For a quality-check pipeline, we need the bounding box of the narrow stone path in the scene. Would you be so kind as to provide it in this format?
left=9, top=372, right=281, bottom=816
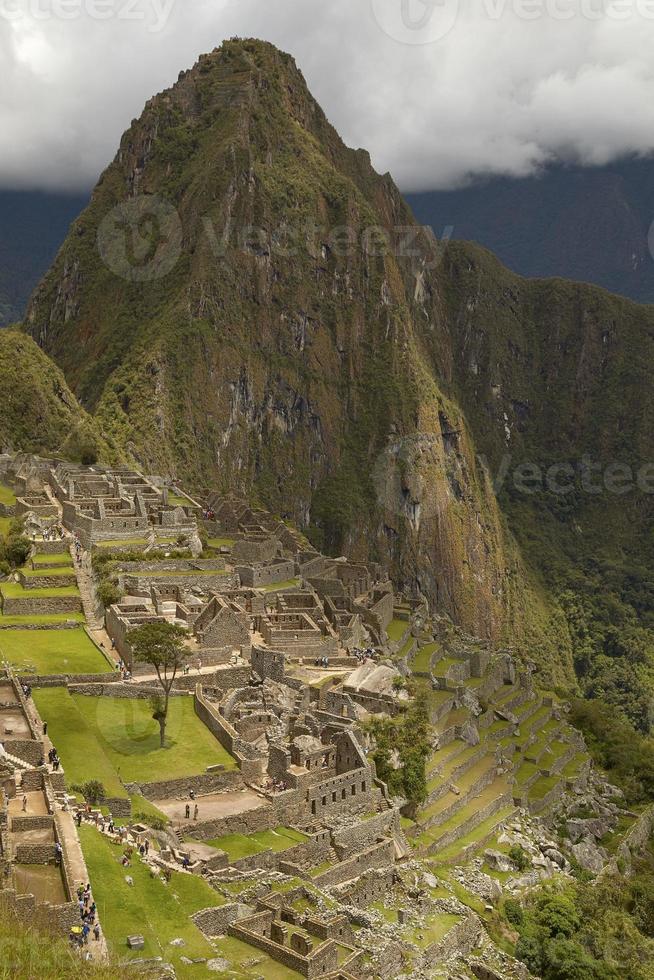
left=71, top=545, right=105, bottom=631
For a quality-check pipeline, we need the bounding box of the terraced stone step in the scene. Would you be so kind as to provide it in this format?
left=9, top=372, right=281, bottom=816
left=419, top=755, right=497, bottom=830
left=426, top=743, right=488, bottom=802
left=435, top=803, right=517, bottom=864
left=417, top=776, right=514, bottom=854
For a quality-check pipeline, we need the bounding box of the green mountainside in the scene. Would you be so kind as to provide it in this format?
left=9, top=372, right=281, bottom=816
left=24, top=38, right=547, bottom=662
left=0, top=329, right=111, bottom=462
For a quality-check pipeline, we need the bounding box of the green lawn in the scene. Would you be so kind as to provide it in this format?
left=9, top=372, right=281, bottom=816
left=0, top=628, right=112, bottom=675
left=205, top=827, right=307, bottom=861
left=31, top=552, right=74, bottom=566
left=386, top=618, right=409, bottom=643
left=71, top=693, right=238, bottom=782
left=0, top=611, right=85, bottom=626
left=0, top=516, right=12, bottom=539
left=1, top=581, right=80, bottom=598
left=21, top=565, right=77, bottom=578
left=168, top=492, right=192, bottom=506
left=263, top=578, right=300, bottom=592
left=412, top=642, right=439, bottom=673
left=0, top=485, right=16, bottom=506
left=95, top=538, right=149, bottom=549
left=79, top=826, right=220, bottom=978
left=207, top=537, right=235, bottom=549
left=33, top=687, right=126, bottom=798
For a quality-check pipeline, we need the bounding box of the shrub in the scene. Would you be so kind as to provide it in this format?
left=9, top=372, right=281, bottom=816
left=509, top=844, right=531, bottom=872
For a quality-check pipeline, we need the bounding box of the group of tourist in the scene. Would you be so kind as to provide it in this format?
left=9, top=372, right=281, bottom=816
left=69, top=882, right=101, bottom=949
left=313, top=656, right=330, bottom=668
left=42, top=524, right=65, bottom=542
left=262, top=776, right=288, bottom=793
left=115, top=658, right=132, bottom=681
left=20, top=681, right=32, bottom=699
left=352, top=647, right=376, bottom=665
left=48, top=746, right=61, bottom=771
left=201, top=508, right=216, bottom=521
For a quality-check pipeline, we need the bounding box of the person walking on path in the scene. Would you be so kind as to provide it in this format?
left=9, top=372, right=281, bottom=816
left=185, top=803, right=190, bottom=819
left=193, top=803, right=199, bottom=821
left=21, top=794, right=27, bottom=812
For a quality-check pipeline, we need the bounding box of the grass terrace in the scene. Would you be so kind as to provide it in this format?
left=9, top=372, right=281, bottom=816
left=204, top=827, right=307, bottom=861
left=386, top=618, right=409, bottom=643
left=412, top=642, right=439, bottom=673
left=0, top=628, right=112, bottom=675
left=207, top=537, right=235, bottom=549
left=1, top=581, right=80, bottom=598
left=21, top=565, right=77, bottom=578
left=0, top=516, right=12, bottom=538
left=0, top=611, right=85, bottom=626
left=95, top=538, right=149, bottom=549
left=263, top=578, right=301, bottom=592
left=0, top=485, right=16, bottom=506
left=31, top=552, right=74, bottom=566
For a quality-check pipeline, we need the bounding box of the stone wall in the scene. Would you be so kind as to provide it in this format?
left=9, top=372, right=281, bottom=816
left=311, top=838, right=395, bottom=888
left=336, top=865, right=394, bottom=907
left=125, top=769, right=244, bottom=802
left=5, top=738, right=43, bottom=767
left=331, top=809, right=400, bottom=860
left=13, top=842, right=54, bottom=863
left=18, top=572, right=78, bottom=590
left=192, top=903, right=250, bottom=937
left=1, top=595, right=83, bottom=616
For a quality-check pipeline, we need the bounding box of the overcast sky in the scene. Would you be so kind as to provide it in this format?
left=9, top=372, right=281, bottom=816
left=3, top=0, right=654, bottom=193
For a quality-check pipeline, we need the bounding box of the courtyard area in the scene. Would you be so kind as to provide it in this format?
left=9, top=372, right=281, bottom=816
left=33, top=689, right=238, bottom=799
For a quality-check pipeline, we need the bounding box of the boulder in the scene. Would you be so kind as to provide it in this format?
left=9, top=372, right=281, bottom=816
left=484, top=850, right=514, bottom=873
left=571, top=837, right=607, bottom=873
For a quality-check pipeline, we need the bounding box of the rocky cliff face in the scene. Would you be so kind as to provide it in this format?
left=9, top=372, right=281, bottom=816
left=24, top=40, right=576, bottom=675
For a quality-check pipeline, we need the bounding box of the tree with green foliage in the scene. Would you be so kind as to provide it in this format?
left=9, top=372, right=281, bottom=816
left=128, top=622, right=187, bottom=747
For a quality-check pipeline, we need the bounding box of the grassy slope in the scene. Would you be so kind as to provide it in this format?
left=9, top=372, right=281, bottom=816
left=0, top=628, right=111, bottom=675
left=0, top=330, right=112, bottom=461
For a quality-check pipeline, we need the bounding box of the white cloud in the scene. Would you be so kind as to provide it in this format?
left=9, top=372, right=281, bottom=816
left=1, top=0, right=654, bottom=192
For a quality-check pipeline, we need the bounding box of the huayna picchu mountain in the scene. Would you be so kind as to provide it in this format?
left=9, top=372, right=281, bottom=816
left=23, top=39, right=654, bottom=705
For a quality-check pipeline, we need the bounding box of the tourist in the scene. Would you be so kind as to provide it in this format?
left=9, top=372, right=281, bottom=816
left=144, top=839, right=150, bottom=856
left=185, top=803, right=190, bottom=819
left=76, top=811, right=82, bottom=828
left=93, top=924, right=100, bottom=942
left=21, top=794, right=27, bottom=812
left=43, top=721, right=48, bottom=736
left=193, top=803, right=198, bottom=820
left=55, top=841, right=63, bottom=866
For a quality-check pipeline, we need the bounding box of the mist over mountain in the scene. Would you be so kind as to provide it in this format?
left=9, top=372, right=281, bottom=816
left=407, top=157, right=654, bottom=304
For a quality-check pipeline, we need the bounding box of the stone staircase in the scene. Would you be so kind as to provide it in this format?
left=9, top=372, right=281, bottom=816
left=72, top=546, right=104, bottom=630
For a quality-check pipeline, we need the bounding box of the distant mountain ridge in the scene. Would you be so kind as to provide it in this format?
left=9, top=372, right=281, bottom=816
left=0, top=190, right=89, bottom=326
left=406, top=158, right=654, bottom=304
